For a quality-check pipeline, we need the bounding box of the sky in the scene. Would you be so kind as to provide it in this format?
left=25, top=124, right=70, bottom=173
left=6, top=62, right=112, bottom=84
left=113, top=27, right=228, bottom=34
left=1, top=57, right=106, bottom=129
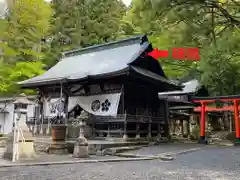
left=122, top=0, right=132, bottom=6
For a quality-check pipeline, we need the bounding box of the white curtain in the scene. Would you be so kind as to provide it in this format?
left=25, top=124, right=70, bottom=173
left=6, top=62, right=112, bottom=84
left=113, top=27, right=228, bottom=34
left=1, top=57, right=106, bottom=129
left=68, top=97, right=80, bottom=112
left=68, top=93, right=121, bottom=116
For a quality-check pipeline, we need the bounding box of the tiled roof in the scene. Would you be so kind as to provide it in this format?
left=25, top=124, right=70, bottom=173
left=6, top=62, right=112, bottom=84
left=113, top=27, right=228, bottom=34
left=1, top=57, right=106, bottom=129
left=18, top=35, right=181, bottom=90
left=19, top=35, right=148, bottom=86
left=158, top=79, right=201, bottom=96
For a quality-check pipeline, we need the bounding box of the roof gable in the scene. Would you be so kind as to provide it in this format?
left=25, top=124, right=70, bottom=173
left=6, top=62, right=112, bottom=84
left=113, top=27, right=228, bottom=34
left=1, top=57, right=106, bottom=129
left=129, top=53, right=167, bottom=78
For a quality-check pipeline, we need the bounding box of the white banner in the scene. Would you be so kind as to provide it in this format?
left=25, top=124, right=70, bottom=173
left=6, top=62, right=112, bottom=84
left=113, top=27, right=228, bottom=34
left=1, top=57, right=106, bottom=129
left=44, top=98, right=64, bottom=117
left=69, top=93, right=121, bottom=116
left=68, top=97, right=80, bottom=112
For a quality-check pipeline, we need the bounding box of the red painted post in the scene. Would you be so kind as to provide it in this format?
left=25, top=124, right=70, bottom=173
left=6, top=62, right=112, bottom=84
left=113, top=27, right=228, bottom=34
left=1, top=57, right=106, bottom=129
left=233, top=100, right=240, bottom=144
left=199, top=102, right=207, bottom=144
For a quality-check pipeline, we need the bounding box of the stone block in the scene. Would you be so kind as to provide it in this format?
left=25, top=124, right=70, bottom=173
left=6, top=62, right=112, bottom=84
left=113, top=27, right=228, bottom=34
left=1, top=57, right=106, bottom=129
left=46, top=142, right=68, bottom=154
left=4, top=141, right=36, bottom=160
left=3, top=131, right=36, bottom=161
left=72, top=137, right=89, bottom=158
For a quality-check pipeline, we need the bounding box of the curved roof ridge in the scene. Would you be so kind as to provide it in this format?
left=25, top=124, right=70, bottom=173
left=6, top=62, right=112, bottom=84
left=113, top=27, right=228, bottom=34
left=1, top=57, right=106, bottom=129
left=62, top=35, right=147, bottom=58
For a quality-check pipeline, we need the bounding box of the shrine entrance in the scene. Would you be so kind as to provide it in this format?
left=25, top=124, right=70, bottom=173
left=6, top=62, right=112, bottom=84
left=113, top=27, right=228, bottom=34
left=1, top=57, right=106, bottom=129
left=193, top=95, right=240, bottom=145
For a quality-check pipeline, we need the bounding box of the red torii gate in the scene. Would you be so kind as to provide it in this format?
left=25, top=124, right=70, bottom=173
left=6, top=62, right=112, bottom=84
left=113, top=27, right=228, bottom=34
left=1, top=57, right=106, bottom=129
left=192, top=95, right=240, bottom=145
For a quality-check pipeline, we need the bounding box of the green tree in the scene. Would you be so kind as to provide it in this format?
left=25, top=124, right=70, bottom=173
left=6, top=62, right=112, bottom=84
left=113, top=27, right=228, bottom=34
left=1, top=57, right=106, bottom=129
left=0, top=0, right=53, bottom=95
left=123, top=0, right=203, bottom=78
left=48, top=0, right=127, bottom=66
left=0, top=61, right=45, bottom=96
left=0, top=0, right=53, bottom=62
left=200, top=29, right=240, bottom=95
left=123, top=0, right=240, bottom=95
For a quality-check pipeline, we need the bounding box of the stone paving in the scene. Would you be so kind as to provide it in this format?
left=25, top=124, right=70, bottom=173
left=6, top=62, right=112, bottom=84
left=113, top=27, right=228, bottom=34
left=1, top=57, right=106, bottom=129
left=0, top=148, right=12, bottom=166
left=0, top=146, right=240, bottom=180
left=123, top=143, right=207, bottom=156
left=0, top=143, right=206, bottom=165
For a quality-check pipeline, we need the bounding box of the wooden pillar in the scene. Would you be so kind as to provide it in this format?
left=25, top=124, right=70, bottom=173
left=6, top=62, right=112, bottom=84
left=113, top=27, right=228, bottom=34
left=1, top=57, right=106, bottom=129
left=172, top=119, right=176, bottom=135
left=64, top=93, right=69, bottom=122
left=157, top=123, right=161, bottom=137
left=107, top=123, right=111, bottom=138
left=199, top=102, right=207, bottom=144
left=148, top=119, right=152, bottom=138
left=63, top=91, right=69, bottom=139
left=135, top=123, right=140, bottom=139
left=183, top=109, right=191, bottom=137
left=121, top=84, right=125, bottom=114
left=164, top=100, right=170, bottom=139
left=123, top=117, right=128, bottom=139
left=183, top=119, right=189, bottom=137
left=33, top=105, right=39, bottom=135
left=121, top=85, right=128, bottom=139
left=180, top=120, right=184, bottom=136
left=229, top=112, right=233, bottom=133
left=233, top=100, right=240, bottom=145
left=41, top=96, right=46, bottom=136
left=38, top=92, right=44, bottom=136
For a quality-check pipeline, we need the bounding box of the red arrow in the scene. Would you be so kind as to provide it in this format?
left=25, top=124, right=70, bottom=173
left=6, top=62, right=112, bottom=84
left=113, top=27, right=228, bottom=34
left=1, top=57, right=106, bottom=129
left=147, top=48, right=169, bottom=60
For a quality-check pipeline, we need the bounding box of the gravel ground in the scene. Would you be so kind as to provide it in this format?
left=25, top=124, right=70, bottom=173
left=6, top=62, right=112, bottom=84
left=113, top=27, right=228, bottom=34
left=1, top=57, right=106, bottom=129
left=0, top=146, right=240, bottom=180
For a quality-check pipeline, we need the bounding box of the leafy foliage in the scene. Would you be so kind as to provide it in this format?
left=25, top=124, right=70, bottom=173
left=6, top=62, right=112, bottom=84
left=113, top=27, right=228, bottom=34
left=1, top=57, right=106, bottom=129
left=0, top=0, right=52, bottom=95
left=48, top=0, right=127, bottom=66
left=123, top=0, right=240, bottom=95
left=0, top=61, right=45, bottom=96
left=0, top=0, right=53, bottom=62
left=0, top=0, right=239, bottom=97
left=0, top=0, right=127, bottom=95
left=200, top=29, right=240, bottom=95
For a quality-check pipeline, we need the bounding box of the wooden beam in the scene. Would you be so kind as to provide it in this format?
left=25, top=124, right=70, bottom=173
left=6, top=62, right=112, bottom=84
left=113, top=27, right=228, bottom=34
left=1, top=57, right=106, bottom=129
left=193, top=99, right=240, bottom=103
left=193, top=100, right=216, bottom=103
left=71, top=86, right=85, bottom=94
left=192, top=95, right=240, bottom=101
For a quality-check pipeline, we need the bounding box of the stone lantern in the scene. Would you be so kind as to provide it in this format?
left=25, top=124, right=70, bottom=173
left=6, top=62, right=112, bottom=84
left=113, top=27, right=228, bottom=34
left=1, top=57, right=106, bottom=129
left=4, top=93, right=36, bottom=162
left=73, top=110, right=89, bottom=158
left=13, top=93, right=35, bottom=140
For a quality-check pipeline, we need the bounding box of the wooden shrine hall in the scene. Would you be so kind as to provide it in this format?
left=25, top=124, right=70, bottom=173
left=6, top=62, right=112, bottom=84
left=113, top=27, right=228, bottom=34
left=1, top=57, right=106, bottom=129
left=18, top=35, right=182, bottom=140
left=158, top=79, right=208, bottom=137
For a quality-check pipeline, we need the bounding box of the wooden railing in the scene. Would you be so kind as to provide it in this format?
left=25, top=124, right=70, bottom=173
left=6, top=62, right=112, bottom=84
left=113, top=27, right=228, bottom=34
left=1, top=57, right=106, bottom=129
left=27, top=114, right=166, bottom=138
left=93, top=114, right=165, bottom=123
left=93, top=114, right=166, bottom=138
left=93, top=114, right=126, bottom=123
